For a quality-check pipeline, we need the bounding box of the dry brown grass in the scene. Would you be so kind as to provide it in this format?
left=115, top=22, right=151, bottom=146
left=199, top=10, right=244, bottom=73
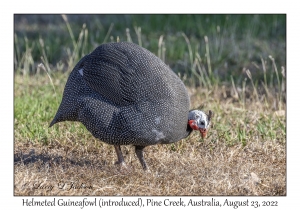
left=14, top=139, right=286, bottom=196
left=14, top=87, right=286, bottom=196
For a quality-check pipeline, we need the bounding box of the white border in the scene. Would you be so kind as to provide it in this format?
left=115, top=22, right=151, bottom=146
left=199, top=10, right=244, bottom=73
left=3, top=1, right=298, bottom=208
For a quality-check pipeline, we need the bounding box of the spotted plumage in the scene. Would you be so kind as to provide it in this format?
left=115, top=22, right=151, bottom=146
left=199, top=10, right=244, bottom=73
left=50, top=42, right=212, bottom=170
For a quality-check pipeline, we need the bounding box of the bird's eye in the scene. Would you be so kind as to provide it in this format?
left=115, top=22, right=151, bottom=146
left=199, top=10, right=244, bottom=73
left=200, top=121, right=205, bottom=126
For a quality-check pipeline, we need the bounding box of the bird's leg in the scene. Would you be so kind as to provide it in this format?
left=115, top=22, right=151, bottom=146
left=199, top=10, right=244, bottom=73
left=114, top=145, right=126, bottom=167
left=135, top=145, right=149, bottom=171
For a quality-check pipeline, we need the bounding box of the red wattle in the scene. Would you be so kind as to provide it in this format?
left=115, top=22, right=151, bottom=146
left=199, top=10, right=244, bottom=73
left=188, top=120, right=199, bottom=130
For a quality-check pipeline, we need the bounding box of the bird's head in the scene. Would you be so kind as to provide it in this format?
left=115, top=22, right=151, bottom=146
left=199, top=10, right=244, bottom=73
left=188, top=110, right=213, bottom=139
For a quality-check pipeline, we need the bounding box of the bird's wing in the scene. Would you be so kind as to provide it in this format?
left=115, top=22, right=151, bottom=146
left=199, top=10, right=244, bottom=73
left=79, top=43, right=136, bottom=106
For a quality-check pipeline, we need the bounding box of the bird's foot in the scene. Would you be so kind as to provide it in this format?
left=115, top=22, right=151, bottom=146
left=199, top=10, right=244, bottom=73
left=114, top=160, right=127, bottom=167
left=114, top=160, right=130, bottom=173
left=144, top=168, right=151, bottom=173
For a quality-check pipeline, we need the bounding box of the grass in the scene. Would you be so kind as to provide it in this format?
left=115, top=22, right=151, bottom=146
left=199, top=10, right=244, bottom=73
left=14, top=14, right=286, bottom=196
left=14, top=14, right=286, bottom=84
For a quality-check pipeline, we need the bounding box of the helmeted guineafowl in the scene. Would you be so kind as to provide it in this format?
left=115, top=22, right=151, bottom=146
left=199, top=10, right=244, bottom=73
left=50, top=42, right=212, bottom=170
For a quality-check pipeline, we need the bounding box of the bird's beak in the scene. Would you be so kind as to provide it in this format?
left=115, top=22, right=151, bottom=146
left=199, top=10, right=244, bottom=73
left=199, top=128, right=208, bottom=139
left=188, top=120, right=209, bottom=139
